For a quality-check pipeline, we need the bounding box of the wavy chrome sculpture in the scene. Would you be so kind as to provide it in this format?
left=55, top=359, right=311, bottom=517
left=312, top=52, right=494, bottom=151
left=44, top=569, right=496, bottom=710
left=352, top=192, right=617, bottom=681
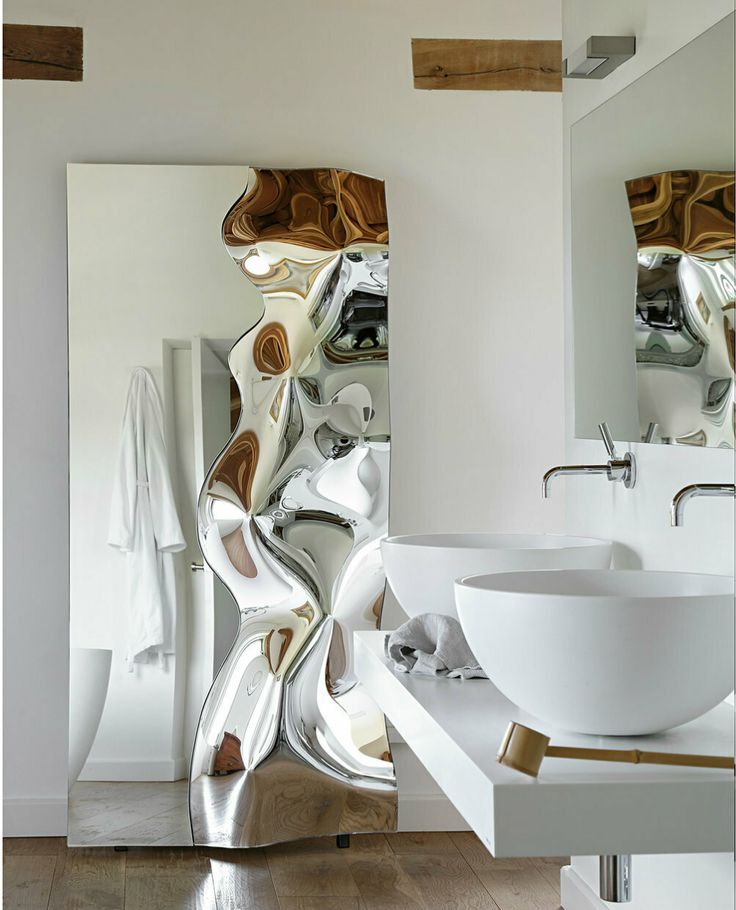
left=189, top=168, right=397, bottom=847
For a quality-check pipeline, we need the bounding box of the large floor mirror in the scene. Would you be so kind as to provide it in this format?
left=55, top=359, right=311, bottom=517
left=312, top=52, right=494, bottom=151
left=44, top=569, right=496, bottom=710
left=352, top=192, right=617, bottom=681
left=67, top=164, right=395, bottom=847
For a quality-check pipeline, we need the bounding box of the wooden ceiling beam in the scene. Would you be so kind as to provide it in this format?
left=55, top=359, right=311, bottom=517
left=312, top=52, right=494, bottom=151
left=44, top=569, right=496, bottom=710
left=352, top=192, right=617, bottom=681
left=412, top=38, right=562, bottom=92
left=3, top=24, right=83, bottom=81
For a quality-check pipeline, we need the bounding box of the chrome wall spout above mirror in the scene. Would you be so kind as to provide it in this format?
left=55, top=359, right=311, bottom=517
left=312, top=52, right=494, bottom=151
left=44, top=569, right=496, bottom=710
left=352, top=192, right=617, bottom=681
left=188, top=168, right=397, bottom=847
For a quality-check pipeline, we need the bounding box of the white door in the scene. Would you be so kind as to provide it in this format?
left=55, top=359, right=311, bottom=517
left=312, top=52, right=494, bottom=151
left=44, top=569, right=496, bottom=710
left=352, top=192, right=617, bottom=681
left=191, top=337, right=241, bottom=678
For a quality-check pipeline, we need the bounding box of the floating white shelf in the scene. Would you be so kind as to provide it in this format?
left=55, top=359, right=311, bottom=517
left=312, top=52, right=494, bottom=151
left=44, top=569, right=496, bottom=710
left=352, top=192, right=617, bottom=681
left=354, top=630, right=734, bottom=857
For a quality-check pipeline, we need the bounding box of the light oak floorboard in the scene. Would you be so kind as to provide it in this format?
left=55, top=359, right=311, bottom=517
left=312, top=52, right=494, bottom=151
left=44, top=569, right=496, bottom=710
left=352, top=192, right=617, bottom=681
left=530, top=857, right=568, bottom=892
left=3, top=854, right=57, bottom=910
left=449, top=832, right=497, bottom=868
left=451, top=833, right=562, bottom=910
left=347, top=852, right=427, bottom=910
left=2, top=837, right=66, bottom=856
left=3, top=834, right=562, bottom=910
left=278, top=899, right=366, bottom=910
left=473, top=863, right=561, bottom=910
left=386, top=832, right=459, bottom=854
left=265, top=852, right=360, bottom=898
left=124, top=848, right=216, bottom=910
left=206, top=848, right=279, bottom=910
left=47, top=847, right=125, bottom=910
left=397, top=853, right=502, bottom=910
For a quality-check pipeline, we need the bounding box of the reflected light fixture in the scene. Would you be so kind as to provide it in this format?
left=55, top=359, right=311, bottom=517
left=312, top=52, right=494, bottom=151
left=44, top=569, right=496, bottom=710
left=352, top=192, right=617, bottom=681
left=243, top=250, right=271, bottom=276
left=564, top=36, right=636, bottom=79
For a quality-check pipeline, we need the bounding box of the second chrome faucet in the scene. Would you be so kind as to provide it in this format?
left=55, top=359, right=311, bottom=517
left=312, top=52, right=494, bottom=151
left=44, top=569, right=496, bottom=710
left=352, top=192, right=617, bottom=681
left=542, top=422, right=636, bottom=498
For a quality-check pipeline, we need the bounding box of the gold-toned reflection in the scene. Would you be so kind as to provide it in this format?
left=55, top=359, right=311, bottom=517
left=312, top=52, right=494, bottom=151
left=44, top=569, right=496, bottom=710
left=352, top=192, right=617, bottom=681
left=189, top=168, right=397, bottom=847
left=627, top=170, right=735, bottom=447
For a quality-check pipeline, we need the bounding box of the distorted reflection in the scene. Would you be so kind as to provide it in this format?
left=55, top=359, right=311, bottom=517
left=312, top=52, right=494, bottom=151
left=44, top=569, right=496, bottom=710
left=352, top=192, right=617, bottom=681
left=627, top=170, right=735, bottom=447
left=189, top=168, right=397, bottom=847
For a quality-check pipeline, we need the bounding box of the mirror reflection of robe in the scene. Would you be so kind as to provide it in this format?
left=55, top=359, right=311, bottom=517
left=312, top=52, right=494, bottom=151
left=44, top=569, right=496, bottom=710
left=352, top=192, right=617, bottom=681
left=108, top=367, right=185, bottom=667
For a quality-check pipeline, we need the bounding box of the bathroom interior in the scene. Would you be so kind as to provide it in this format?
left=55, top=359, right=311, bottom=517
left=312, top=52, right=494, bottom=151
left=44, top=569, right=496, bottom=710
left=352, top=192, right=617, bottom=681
left=2, top=2, right=734, bottom=909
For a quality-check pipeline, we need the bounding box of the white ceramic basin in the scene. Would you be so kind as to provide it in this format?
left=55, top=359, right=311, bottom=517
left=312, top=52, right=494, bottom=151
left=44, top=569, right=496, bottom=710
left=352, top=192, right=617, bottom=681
left=456, top=569, right=735, bottom=736
left=381, top=533, right=612, bottom=620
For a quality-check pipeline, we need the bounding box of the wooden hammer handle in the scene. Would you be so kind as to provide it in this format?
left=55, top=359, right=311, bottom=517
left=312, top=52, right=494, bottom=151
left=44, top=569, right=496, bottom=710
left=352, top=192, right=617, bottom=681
left=546, top=745, right=733, bottom=770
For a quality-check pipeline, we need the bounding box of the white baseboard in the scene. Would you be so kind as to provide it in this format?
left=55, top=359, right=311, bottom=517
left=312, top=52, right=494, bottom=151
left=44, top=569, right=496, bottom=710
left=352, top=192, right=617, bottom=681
left=397, top=793, right=470, bottom=831
left=3, top=798, right=67, bottom=837
left=561, top=866, right=605, bottom=910
left=79, top=757, right=187, bottom=781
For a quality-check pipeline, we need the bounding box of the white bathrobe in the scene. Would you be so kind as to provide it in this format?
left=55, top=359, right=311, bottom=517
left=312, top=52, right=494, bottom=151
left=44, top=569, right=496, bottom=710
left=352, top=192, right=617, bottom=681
left=108, top=368, right=186, bottom=667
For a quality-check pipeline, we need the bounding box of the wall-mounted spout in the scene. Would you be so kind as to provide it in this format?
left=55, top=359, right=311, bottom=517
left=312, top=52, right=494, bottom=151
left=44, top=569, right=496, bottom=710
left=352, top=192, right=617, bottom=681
left=542, top=462, right=612, bottom=498
left=670, top=483, right=735, bottom=526
left=542, top=422, right=636, bottom=498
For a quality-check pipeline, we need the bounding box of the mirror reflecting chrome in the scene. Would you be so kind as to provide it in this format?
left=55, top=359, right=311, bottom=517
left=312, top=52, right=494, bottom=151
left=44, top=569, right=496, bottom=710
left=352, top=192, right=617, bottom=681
left=569, top=14, right=735, bottom=447
left=628, top=170, right=735, bottom=447
left=189, top=168, right=397, bottom=847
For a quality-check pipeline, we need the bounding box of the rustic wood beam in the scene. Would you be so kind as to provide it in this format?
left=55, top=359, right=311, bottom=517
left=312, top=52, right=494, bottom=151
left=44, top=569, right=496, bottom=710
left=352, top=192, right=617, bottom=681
left=411, top=38, right=562, bottom=92
left=3, top=24, right=83, bottom=81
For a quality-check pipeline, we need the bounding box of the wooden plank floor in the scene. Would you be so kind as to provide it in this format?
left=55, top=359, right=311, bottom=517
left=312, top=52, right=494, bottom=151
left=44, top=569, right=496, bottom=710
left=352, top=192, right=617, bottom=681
left=3, top=834, right=566, bottom=909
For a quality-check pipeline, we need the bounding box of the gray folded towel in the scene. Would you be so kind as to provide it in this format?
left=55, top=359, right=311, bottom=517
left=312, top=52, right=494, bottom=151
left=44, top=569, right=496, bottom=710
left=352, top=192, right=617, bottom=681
left=385, top=614, right=488, bottom=679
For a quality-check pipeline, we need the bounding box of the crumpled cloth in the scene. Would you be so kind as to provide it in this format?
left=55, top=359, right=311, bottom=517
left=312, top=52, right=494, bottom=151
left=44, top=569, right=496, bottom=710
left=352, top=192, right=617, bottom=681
left=385, top=614, right=488, bottom=679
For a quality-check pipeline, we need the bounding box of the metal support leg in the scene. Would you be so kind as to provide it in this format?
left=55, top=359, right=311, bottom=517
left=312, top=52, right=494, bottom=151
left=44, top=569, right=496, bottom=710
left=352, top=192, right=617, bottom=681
left=599, top=855, right=632, bottom=902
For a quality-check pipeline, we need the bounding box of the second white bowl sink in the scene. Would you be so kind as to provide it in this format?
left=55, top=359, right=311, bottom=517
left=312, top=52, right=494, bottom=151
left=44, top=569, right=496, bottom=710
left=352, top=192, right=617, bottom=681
left=456, top=569, right=735, bottom=736
left=381, top=533, right=612, bottom=620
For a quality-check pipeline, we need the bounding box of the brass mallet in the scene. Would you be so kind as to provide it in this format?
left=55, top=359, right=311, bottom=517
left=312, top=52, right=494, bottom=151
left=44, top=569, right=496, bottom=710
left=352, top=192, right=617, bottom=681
left=497, top=721, right=735, bottom=778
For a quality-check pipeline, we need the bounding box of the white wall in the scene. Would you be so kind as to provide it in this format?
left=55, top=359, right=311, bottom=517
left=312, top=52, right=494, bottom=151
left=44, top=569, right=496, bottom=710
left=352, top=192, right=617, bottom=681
left=562, top=4, right=734, bottom=907
left=3, top=0, right=564, bottom=833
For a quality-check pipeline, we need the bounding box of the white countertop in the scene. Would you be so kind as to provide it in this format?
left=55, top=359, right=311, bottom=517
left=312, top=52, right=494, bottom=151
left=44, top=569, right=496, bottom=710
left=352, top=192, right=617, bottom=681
left=354, top=630, right=734, bottom=857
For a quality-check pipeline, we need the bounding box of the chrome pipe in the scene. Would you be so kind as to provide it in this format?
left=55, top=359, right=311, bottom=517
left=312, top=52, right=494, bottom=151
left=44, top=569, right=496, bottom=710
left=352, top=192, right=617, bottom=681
left=597, top=421, right=617, bottom=459
left=542, top=464, right=611, bottom=499
left=643, top=422, right=658, bottom=444
left=670, top=483, right=736, bottom=526
left=599, top=855, right=632, bottom=903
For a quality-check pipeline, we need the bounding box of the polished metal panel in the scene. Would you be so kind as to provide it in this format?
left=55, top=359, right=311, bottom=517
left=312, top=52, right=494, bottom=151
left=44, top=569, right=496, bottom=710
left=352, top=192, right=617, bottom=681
left=189, top=168, right=397, bottom=847
left=627, top=171, right=735, bottom=448
left=670, top=482, right=736, bottom=526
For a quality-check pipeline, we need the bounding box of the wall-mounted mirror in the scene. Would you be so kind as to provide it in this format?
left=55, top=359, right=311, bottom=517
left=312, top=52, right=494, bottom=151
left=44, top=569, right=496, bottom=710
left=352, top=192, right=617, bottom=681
left=67, top=164, right=395, bottom=848
left=570, top=13, right=735, bottom=448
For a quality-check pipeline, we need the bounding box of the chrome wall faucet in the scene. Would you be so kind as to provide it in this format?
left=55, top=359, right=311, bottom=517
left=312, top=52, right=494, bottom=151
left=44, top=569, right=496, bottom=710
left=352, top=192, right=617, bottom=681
left=542, top=422, right=637, bottom=498
left=670, top=483, right=735, bottom=526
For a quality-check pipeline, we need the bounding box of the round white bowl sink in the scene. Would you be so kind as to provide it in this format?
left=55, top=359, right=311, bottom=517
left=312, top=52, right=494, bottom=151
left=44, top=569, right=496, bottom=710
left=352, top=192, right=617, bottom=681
left=455, top=569, right=735, bottom=736
left=381, top=533, right=612, bottom=620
